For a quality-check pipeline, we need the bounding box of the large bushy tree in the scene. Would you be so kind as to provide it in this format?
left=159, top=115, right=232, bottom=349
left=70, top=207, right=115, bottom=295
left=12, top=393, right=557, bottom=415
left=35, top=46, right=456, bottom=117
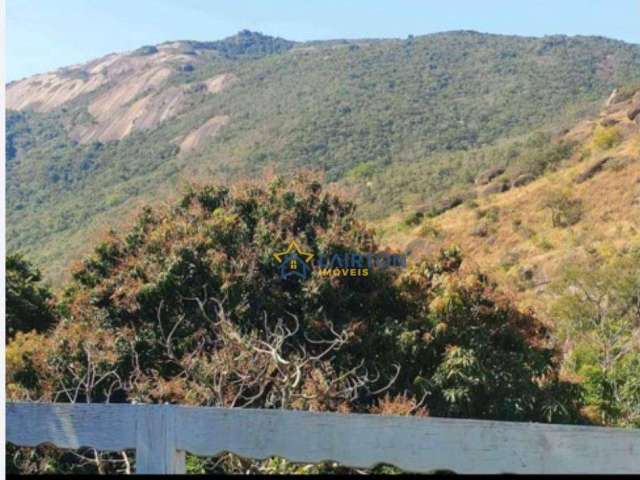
left=7, top=175, right=582, bottom=473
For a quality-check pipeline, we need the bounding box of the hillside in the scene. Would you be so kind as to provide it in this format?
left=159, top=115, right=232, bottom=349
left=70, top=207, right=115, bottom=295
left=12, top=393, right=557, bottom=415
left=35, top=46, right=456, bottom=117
left=381, top=87, right=640, bottom=320
left=6, top=30, right=640, bottom=283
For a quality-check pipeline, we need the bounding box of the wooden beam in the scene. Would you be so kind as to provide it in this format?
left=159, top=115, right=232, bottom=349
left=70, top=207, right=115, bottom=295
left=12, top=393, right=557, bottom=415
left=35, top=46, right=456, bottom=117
left=6, top=403, right=136, bottom=451
left=135, top=405, right=185, bottom=474
left=6, top=402, right=640, bottom=474
left=175, top=405, right=640, bottom=474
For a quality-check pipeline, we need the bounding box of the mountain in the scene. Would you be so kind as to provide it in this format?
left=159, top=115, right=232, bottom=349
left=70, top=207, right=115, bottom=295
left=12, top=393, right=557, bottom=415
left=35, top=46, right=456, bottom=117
left=381, top=87, right=640, bottom=319
left=6, top=30, right=640, bottom=283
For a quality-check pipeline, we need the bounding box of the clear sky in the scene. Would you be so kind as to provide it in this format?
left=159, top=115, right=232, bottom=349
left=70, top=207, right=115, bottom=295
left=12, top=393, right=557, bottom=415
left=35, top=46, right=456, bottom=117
left=6, top=0, right=640, bottom=82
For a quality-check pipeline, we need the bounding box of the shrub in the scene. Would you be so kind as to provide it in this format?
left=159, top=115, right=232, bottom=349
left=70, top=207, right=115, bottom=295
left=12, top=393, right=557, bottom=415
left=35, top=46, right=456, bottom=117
left=417, top=220, right=440, bottom=238
left=536, top=236, right=554, bottom=251
left=465, top=199, right=480, bottom=210
left=475, top=206, right=499, bottom=222
left=499, top=250, right=520, bottom=271
left=403, top=210, right=424, bottom=227
left=543, top=188, right=583, bottom=227
left=591, top=125, right=622, bottom=151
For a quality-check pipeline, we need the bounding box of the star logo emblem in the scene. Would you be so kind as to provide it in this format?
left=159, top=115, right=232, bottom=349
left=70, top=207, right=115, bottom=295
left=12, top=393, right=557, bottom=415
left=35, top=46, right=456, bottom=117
left=273, top=240, right=314, bottom=280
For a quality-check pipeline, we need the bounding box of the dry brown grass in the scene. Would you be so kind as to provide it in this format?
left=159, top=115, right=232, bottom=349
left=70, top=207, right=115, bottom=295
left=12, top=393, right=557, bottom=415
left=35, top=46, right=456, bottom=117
left=379, top=108, right=640, bottom=322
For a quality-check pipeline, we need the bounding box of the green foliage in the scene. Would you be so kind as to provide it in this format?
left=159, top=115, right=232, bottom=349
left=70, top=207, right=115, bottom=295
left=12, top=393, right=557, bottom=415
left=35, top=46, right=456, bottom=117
left=475, top=206, right=500, bottom=222
left=591, top=125, right=623, bottom=151
left=190, top=30, right=295, bottom=58
left=535, top=236, right=555, bottom=251
left=517, top=135, right=576, bottom=176
left=403, top=210, right=424, bottom=227
left=543, top=188, right=583, bottom=228
left=346, top=161, right=378, bottom=180
left=132, top=45, right=158, bottom=56
left=5, top=253, right=56, bottom=340
left=551, top=246, right=640, bottom=427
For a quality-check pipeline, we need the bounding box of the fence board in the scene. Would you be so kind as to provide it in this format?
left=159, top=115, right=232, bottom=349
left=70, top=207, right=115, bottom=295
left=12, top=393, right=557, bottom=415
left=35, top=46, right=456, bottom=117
left=135, top=405, right=185, bottom=474
left=176, top=405, right=640, bottom=474
left=6, top=403, right=136, bottom=451
left=6, top=402, right=640, bottom=474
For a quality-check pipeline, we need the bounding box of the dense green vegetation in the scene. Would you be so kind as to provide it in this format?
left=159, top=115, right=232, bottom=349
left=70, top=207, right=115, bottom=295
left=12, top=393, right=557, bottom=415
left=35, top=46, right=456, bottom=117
left=7, top=31, right=640, bottom=282
left=551, top=246, right=640, bottom=427
left=5, top=253, right=56, bottom=340
left=353, top=131, right=577, bottom=218
left=186, top=29, right=295, bottom=58
left=7, top=176, right=583, bottom=474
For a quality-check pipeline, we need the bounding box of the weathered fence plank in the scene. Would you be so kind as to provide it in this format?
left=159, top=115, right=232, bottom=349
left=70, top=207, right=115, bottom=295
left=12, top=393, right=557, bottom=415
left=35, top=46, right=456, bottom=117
left=135, top=405, right=185, bottom=474
left=6, top=402, right=640, bottom=474
left=176, top=406, right=640, bottom=474
left=6, top=403, right=136, bottom=451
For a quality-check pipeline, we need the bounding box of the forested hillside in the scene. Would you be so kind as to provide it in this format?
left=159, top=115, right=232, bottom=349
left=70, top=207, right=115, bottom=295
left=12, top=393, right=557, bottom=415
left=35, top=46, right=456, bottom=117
left=7, top=30, right=640, bottom=282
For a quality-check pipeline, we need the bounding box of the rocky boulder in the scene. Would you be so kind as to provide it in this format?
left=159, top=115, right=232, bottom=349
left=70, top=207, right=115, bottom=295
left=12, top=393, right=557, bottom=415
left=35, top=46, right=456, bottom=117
left=475, top=167, right=505, bottom=186
left=481, top=180, right=510, bottom=196
left=511, top=173, right=535, bottom=188
left=574, top=157, right=611, bottom=184
left=628, top=103, right=640, bottom=121
left=427, top=194, right=468, bottom=217
left=600, top=117, right=619, bottom=127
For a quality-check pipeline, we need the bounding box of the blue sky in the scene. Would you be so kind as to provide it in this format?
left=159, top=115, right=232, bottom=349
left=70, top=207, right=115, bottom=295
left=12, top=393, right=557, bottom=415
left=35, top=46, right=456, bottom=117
left=7, top=0, right=640, bottom=81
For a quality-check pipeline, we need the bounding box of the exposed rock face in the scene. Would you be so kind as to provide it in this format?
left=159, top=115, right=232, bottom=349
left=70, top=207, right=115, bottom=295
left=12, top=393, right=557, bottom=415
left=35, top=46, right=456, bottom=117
left=7, top=46, right=237, bottom=144
left=179, top=115, right=230, bottom=155
left=6, top=69, right=108, bottom=112
left=70, top=66, right=177, bottom=142
left=628, top=103, right=640, bottom=121
left=204, top=73, right=236, bottom=94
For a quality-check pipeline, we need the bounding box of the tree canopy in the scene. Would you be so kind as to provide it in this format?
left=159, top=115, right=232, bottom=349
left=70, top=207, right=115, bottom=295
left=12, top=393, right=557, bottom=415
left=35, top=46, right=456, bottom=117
left=5, top=253, right=56, bottom=340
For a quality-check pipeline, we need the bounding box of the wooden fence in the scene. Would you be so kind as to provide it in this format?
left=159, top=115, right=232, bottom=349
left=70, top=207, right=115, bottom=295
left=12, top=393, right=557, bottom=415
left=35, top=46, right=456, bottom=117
left=6, top=402, right=640, bottom=474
